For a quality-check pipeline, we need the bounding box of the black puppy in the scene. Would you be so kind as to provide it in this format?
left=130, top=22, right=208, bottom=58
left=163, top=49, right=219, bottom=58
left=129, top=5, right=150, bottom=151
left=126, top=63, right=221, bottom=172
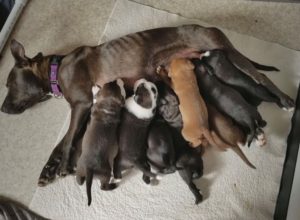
left=114, top=79, right=158, bottom=184
left=76, top=80, right=125, bottom=206
left=202, top=50, right=280, bottom=107
left=193, top=60, right=266, bottom=146
left=147, top=118, right=176, bottom=174
left=147, top=117, right=204, bottom=204
left=156, top=83, right=183, bottom=130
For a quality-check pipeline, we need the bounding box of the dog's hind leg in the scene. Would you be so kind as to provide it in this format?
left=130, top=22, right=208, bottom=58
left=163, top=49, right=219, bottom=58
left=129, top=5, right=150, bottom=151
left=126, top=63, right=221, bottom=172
left=226, top=49, right=294, bottom=110
left=178, top=169, right=203, bottom=205
left=38, top=138, right=64, bottom=186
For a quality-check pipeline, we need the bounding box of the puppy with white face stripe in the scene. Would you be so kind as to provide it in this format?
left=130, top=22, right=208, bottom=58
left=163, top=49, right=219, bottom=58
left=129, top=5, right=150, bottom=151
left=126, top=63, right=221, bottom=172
left=114, top=78, right=158, bottom=184
left=76, top=79, right=126, bottom=206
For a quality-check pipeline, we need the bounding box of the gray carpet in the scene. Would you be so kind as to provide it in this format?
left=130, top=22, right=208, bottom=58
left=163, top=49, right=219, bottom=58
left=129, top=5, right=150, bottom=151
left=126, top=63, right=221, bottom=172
left=0, top=0, right=299, bottom=206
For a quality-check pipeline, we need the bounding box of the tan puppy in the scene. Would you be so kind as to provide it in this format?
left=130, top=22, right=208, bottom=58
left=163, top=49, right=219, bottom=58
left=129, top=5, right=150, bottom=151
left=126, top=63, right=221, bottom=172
left=159, top=58, right=226, bottom=148
left=208, top=104, right=256, bottom=168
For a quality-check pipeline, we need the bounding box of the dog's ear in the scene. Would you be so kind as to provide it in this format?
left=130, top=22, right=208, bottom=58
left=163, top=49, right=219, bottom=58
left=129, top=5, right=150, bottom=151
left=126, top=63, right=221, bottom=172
left=10, top=39, right=29, bottom=66
left=32, top=52, right=43, bottom=63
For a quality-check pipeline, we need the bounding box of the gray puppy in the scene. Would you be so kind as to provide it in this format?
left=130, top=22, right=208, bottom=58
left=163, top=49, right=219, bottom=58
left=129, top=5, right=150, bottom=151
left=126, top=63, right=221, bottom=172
left=76, top=80, right=125, bottom=206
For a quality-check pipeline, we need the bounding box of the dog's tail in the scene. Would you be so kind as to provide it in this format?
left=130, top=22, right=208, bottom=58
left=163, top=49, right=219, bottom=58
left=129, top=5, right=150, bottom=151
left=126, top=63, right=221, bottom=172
left=86, top=169, right=94, bottom=206
left=208, top=130, right=256, bottom=169
left=233, top=143, right=256, bottom=169
left=134, top=161, right=157, bottom=178
left=247, top=59, right=279, bottom=72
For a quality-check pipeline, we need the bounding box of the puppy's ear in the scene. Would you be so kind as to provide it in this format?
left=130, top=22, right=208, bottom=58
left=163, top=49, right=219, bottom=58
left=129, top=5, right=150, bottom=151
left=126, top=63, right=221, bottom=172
left=10, top=39, right=29, bottom=66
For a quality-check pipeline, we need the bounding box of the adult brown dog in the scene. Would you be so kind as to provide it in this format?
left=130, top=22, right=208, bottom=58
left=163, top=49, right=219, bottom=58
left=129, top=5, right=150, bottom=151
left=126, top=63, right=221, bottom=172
left=1, top=24, right=294, bottom=185
left=76, top=80, right=125, bottom=206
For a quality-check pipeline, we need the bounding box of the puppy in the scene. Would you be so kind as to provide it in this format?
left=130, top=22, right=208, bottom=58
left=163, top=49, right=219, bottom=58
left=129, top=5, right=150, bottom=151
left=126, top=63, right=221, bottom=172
left=156, top=83, right=183, bottom=129
left=147, top=118, right=177, bottom=174
left=207, top=104, right=257, bottom=168
left=146, top=119, right=204, bottom=204
left=202, top=50, right=279, bottom=107
left=114, top=79, right=158, bottom=184
left=76, top=80, right=125, bottom=206
left=193, top=60, right=266, bottom=146
left=158, top=58, right=231, bottom=149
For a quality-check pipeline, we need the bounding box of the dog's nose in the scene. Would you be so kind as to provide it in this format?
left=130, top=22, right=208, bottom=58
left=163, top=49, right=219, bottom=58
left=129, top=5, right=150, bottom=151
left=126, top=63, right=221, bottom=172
left=0, top=103, right=8, bottom=113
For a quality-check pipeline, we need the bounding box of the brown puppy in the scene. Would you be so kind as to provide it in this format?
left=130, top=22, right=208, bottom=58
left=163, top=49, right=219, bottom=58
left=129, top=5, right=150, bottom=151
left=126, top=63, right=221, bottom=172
left=207, top=104, right=256, bottom=169
left=76, top=80, right=125, bottom=206
left=159, top=58, right=229, bottom=149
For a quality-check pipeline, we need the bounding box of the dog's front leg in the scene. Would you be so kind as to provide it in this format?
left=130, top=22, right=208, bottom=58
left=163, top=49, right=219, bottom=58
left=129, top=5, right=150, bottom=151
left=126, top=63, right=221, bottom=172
left=38, top=102, right=91, bottom=185
left=58, top=102, right=92, bottom=176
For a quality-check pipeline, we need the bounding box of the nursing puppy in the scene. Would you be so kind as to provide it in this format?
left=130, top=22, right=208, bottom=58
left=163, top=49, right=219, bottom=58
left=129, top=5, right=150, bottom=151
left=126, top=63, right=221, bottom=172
left=193, top=60, right=266, bottom=146
left=202, top=50, right=279, bottom=107
left=76, top=80, right=125, bottom=206
left=147, top=118, right=177, bottom=174
left=207, top=104, right=257, bottom=168
left=146, top=118, right=204, bottom=204
left=114, top=79, right=158, bottom=184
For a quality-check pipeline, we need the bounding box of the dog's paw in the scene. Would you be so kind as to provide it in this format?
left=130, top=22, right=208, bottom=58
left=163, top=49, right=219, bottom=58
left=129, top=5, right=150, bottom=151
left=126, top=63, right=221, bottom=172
left=143, top=175, right=151, bottom=184
left=280, top=97, right=295, bottom=112
left=255, top=132, right=267, bottom=147
left=101, top=183, right=117, bottom=191
left=195, top=192, right=203, bottom=205
left=38, top=156, right=62, bottom=187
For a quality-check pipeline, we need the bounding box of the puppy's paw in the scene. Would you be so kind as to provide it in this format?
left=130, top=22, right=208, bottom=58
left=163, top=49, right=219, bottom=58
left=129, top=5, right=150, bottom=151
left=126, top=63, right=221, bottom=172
left=255, top=132, right=267, bottom=147
left=279, top=95, right=294, bottom=111
left=101, top=183, right=117, bottom=191
left=143, top=175, right=151, bottom=184
left=195, top=192, right=203, bottom=205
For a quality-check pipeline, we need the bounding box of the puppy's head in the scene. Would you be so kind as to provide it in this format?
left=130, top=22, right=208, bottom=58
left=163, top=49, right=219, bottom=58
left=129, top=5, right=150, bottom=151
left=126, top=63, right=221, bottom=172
left=1, top=40, right=50, bottom=114
left=157, top=86, right=182, bottom=127
left=169, top=58, right=194, bottom=78
left=93, top=79, right=126, bottom=113
left=125, top=78, right=158, bottom=119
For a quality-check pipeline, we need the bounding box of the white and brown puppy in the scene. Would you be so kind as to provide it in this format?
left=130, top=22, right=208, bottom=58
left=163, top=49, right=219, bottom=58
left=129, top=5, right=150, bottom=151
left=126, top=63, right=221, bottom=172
left=76, top=79, right=125, bottom=206
left=114, top=78, right=158, bottom=184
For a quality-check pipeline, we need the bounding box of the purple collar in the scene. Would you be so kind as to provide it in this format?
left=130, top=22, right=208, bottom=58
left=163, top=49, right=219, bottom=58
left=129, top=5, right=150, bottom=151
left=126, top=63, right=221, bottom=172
left=49, top=56, right=63, bottom=98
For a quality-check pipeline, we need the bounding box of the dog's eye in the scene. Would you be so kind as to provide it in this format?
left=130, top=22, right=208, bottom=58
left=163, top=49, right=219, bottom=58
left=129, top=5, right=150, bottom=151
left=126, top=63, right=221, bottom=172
left=151, top=87, right=157, bottom=94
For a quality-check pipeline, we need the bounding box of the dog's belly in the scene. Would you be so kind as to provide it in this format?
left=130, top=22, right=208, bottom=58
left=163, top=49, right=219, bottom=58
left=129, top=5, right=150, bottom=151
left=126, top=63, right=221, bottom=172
left=92, top=25, right=215, bottom=86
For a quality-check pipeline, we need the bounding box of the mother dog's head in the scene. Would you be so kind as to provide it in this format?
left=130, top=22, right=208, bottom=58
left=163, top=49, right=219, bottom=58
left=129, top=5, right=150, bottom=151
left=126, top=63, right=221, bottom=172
left=1, top=40, right=51, bottom=114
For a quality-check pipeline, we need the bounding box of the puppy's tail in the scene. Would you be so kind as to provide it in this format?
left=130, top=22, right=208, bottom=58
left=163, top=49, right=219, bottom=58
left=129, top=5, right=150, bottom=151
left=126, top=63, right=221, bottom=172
left=233, top=143, right=256, bottom=169
left=86, top=169, right=94, bottom=206
left=247, top=58, right=279, bottom=72
left=134, top=162, right=156, bottom=178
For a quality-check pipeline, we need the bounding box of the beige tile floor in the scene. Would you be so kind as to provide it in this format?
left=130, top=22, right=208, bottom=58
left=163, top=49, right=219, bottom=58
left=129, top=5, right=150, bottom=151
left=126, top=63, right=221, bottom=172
left=0, top=0, right=299, bottom=206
